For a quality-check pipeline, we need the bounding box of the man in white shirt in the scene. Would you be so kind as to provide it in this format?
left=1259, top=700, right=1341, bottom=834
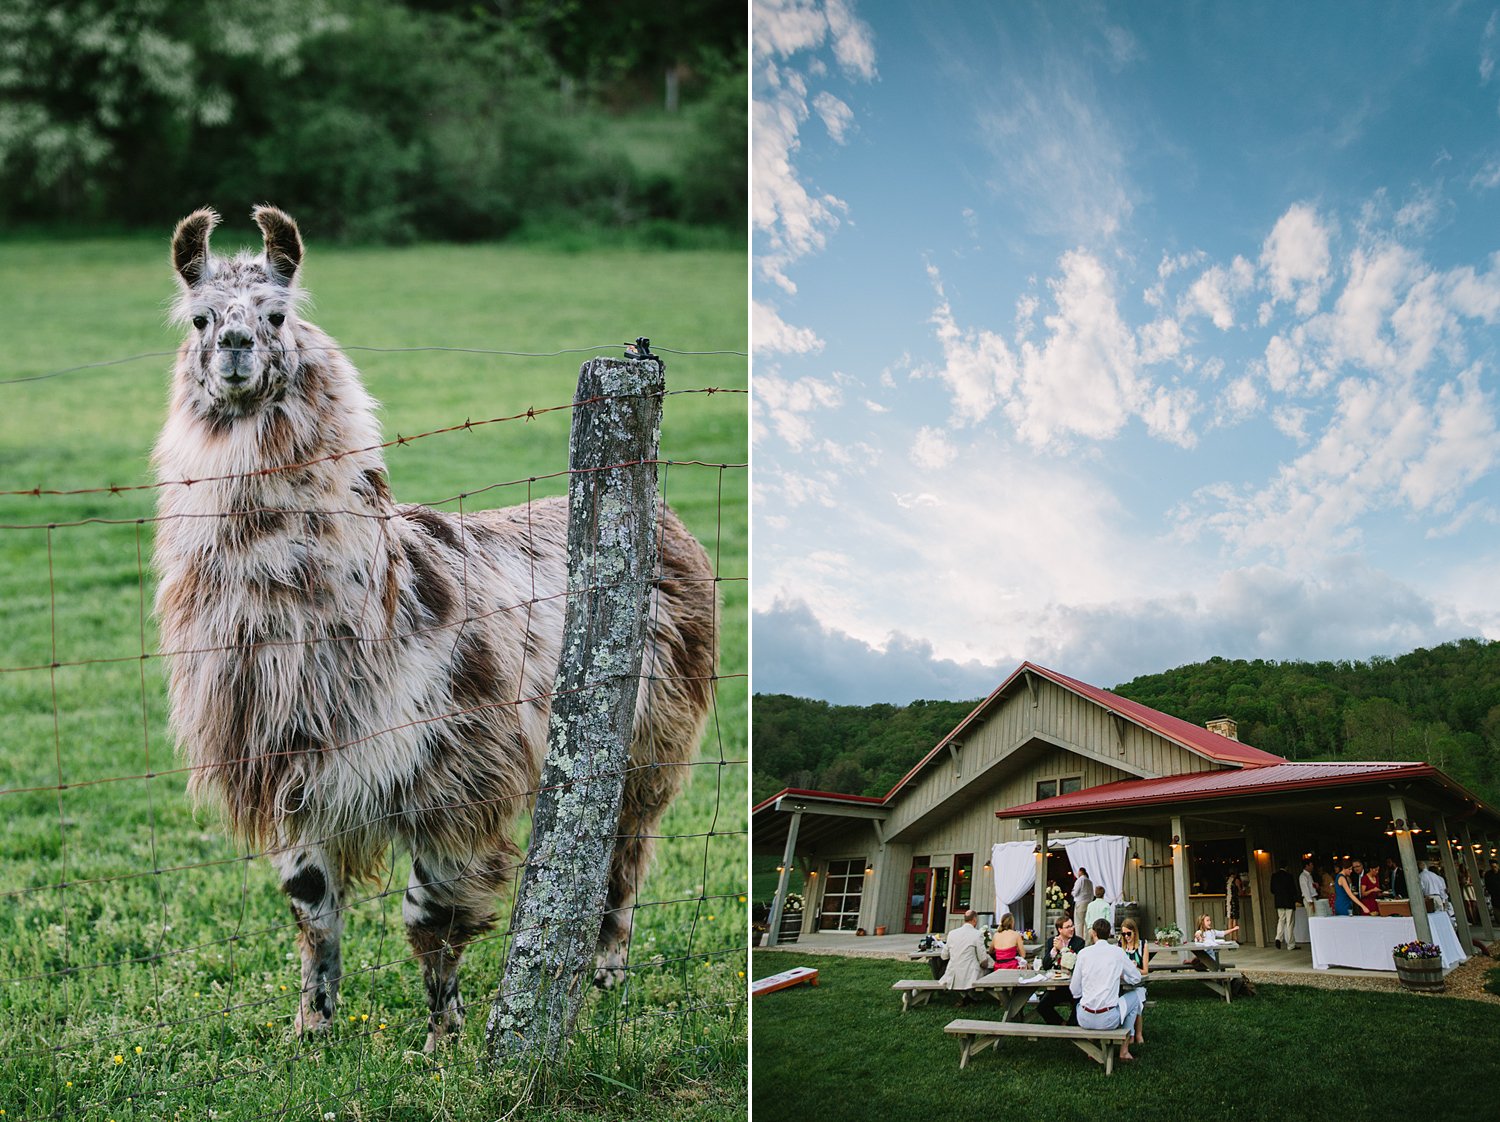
left=1069, top=918, right=1142, bottom=1061
left=940, top=909, right=990, bottom=999
left=1418, top=862, right=1450, bottom=914
left=1298, top=859, right=1318, bottom=916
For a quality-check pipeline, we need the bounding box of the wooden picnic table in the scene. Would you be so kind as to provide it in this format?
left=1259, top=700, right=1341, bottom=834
left=1147, top=940, right=1238, bottom=972
left=910, top=943, right=1043, bottom=979
left=970, top=968, right=1074, bottom=1021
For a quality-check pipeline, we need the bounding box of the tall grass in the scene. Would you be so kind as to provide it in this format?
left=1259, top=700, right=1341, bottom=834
left=0, top=231, right=748, bottom=1120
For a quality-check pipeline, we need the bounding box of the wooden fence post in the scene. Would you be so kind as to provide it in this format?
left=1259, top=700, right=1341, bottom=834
left=485, top=353, right=665, bottom=1063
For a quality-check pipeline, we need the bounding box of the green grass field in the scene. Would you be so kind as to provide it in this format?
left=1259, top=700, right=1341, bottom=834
left=0, top=230, right=748, bottom=1120
left=752, top=953, right=1500, bottom=1121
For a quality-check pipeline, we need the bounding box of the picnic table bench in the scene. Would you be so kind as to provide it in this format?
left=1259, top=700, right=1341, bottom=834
left=892, top=977, right=952, bottom=1011
left=945, top=1018, right=1133, bottom=1074
left=895, top=968, right=1073, bottom=1016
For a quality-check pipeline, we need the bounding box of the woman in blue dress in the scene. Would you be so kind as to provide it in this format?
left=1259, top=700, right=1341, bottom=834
left=1333, top=861, right=1371, bottom=916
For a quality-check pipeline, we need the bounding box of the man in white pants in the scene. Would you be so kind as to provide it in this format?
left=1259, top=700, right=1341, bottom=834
left=1299, top=858, right=1324, bottom=917
left=1071, top=867, right=1093, bottom=933
left=1070, top=918, right=1142, bottom=1062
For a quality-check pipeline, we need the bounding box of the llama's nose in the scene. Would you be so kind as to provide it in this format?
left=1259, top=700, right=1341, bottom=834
left=219, top=328, right=254, bottom=353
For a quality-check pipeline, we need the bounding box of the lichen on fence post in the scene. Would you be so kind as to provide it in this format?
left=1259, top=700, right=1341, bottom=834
left=485, top=354, right=665, bottom=1064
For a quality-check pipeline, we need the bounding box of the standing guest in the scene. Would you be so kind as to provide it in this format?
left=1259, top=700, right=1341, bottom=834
left=1224, top=872, right=1245, bottom=926
left=1299, top=858, right=1323, bottom=918
left=1070, top=919, right=1142, bottom=1062
left=940, top=909, right=990, bottom=1002
left=1459, top=866, right=1479, bottom=926
left=1270, top=861, right=1299, bottom=950
left=1117, top=917, right=1150, bottom=1046
left=989, top=914, right=1026, bottom=971
left=1356, top=861, right=1380, bottom=915
left=1319, top=866, right=1337, bottom=914
left=1484, top=860, right=1500, bottom=921
left=1418, top=861, right=1450, bottom=914
left=1084, top=885, right=1111, bottom=930
left=1384, top=857, right=1405, bottom=898
left=1072, top=867, right=1094, bottom=933
left=1037, top=915, right=1086, bottom=1025
left=1334, top=862, right=1370, bottom=916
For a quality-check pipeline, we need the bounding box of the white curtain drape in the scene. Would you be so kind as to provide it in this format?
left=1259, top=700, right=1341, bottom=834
left=990, top=841, right=1038, bottom=925
left=1062, top=836, right=1130, bottom=903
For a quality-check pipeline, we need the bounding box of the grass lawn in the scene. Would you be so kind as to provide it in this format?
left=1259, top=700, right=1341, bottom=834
left=0, top=230, right=747, bottom=1120
left=751, top=953, right=1500, bottom=1121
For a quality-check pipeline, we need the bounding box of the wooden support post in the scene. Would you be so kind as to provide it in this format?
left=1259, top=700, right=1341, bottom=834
left=1389, top=796, right=1432, bottom=943
left=1171, top=815, right=1190, bottom=936
left=1458, top=822, right=1494, bottom=941
left=1434, top=816, right=1474, bottom=951
left=766, top=808, right=803, bottom=946
left=1034, top=824, right=1049, bottom=937
left=1245, top=839, right=1268, bottom=947
left=486, top=355, right=664, bottom=1064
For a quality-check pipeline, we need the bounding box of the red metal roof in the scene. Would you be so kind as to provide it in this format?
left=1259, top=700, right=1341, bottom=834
left=883, top=661, right=1284, bottom=802
left=995, top=760, right=1444, bottom=819
left=750, top=786, right=887, bottom=815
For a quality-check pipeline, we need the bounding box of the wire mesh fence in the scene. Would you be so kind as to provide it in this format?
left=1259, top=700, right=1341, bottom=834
left=0, top=321, right=747, bottom=1119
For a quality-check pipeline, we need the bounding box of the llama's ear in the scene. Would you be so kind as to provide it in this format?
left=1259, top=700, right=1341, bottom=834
left=253, top=205, right=303, bottom=286
left=171, top=208, right=220, bottom=289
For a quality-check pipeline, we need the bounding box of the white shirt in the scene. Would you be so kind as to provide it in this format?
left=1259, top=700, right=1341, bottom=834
left=1298, top=868, right=1317, bottom=905
left=1419, top=868, right=1448, bottom=900
left=1068, top=940, right=1140, bottom=1012
left=1072, top=875, right=1093, bottom=905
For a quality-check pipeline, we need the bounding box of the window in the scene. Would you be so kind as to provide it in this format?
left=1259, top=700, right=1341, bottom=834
left=1036, top=776, right=1082, bottom=801
left=951, top=853, right=974, bottom=912
left=1189, top=839, right=1247, bottom=895
left=819, top=858, right=867, bottom=931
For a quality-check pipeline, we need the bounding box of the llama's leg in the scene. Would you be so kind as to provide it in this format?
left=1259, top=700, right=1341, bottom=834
left=594, top=744, right=689, bottom=989
left=404, top=851, right=500, bottom=1052
left=274, top=845, right=344, bottom=1035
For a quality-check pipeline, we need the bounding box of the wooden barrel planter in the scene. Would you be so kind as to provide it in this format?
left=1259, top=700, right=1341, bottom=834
left=1393, top=955, right=1444, bottom=993
left=1117, top=902, right=1146, bottom=935
left=778, top=912, right=802, bottom=944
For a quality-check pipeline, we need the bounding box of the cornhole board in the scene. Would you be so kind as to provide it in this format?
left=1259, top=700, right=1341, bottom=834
left=752, top=966, right=820, bottom=996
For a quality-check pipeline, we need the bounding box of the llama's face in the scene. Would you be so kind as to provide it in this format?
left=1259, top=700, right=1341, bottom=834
left=170, top=207, right=305, bottom=419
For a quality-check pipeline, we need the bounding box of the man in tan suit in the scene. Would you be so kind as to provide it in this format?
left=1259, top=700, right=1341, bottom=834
left=940, top=909, right=990, bottom=1001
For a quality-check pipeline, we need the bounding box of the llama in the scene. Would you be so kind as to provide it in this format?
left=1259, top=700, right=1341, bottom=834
left=152, top=206, right=716, bottom=1051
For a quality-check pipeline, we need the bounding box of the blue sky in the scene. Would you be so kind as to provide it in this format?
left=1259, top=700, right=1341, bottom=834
left=752, top=0, right=1500, bottom=703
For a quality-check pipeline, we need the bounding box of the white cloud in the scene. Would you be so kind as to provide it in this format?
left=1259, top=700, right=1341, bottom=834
left=752, top=0, right=878, bottom=291
left=865, top=399, right=889, bottom=413
left=1184, top=256, right=1255, bottom=330
left=812, top=91, right=855, bottom=143
left=1259, top=203, right=1332, bottom=320
left=754, top=372, right=843, bottom=449
left=752, top=299, right=825, bottom=354
left=910, top=425, right=957, bottom=469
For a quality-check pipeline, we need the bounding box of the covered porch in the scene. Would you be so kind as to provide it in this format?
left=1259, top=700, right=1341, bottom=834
left=996, top=760, right=1500, bottom=963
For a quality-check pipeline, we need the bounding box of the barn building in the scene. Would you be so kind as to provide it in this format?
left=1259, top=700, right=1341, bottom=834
left=752, top=662, right=1500, bottom=955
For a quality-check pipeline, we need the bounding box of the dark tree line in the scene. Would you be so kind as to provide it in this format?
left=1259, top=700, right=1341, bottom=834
left=0, top=0, right=745, bottom=241
left=753, top=639, right=1500, bottom=807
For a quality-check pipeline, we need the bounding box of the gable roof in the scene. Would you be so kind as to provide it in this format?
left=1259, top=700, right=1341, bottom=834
left=883, top=661, right=1284, bottom=802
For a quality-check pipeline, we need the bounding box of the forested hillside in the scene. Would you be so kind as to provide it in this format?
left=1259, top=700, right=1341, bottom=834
left=752, top=639, right=1500, bottom=807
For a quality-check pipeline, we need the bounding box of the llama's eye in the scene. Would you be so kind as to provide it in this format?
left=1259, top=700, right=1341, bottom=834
left=268, top=312, right=286, bottom=328
left=192, top=314, right=208, bottom=330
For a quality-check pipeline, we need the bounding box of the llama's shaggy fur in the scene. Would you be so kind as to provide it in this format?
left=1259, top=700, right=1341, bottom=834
left=152, top=207, right=716, bottom=1050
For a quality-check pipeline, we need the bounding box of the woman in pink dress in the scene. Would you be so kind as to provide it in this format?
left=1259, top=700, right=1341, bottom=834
left=989, top=914, right=1026, bottom=970
left=1356, top=861, right=1380, bottom=914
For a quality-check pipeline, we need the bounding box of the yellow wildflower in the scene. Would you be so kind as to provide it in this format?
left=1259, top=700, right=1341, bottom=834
left=112, top=1054, right=123, bottom=1065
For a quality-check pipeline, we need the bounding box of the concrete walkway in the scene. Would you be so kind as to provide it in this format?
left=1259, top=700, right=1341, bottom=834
left=759, top=931, right=1404, bottom=979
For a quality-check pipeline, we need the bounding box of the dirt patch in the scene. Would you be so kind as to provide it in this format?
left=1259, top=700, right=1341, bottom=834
left=1247, top=949, right=1500, bottom=1004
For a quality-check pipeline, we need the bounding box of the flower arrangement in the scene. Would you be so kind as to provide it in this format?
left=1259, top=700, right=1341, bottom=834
left=1023, top=929, right=1036, bottom=941
left=1044, top=884, right=1069, bottom=911
left=1392, top=940, right=1441, bottom=959
left=1154, top=924, right=1183, bottom=947
left=1059, top=949, right=1078, bottom=972
left=783, top=893, right=804, bottom=913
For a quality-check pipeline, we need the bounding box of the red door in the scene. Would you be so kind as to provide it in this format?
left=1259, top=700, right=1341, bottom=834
left=905, top=867, right=934, bottom=933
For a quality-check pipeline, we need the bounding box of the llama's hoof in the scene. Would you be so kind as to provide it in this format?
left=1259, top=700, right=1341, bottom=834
left=593, top=946, right=628, bottom=989
left=295, top=1007, right=334, bottom=1036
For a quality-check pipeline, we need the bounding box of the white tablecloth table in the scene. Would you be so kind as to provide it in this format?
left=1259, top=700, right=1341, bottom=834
left=1308, top=912, right=1465, bottom=971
